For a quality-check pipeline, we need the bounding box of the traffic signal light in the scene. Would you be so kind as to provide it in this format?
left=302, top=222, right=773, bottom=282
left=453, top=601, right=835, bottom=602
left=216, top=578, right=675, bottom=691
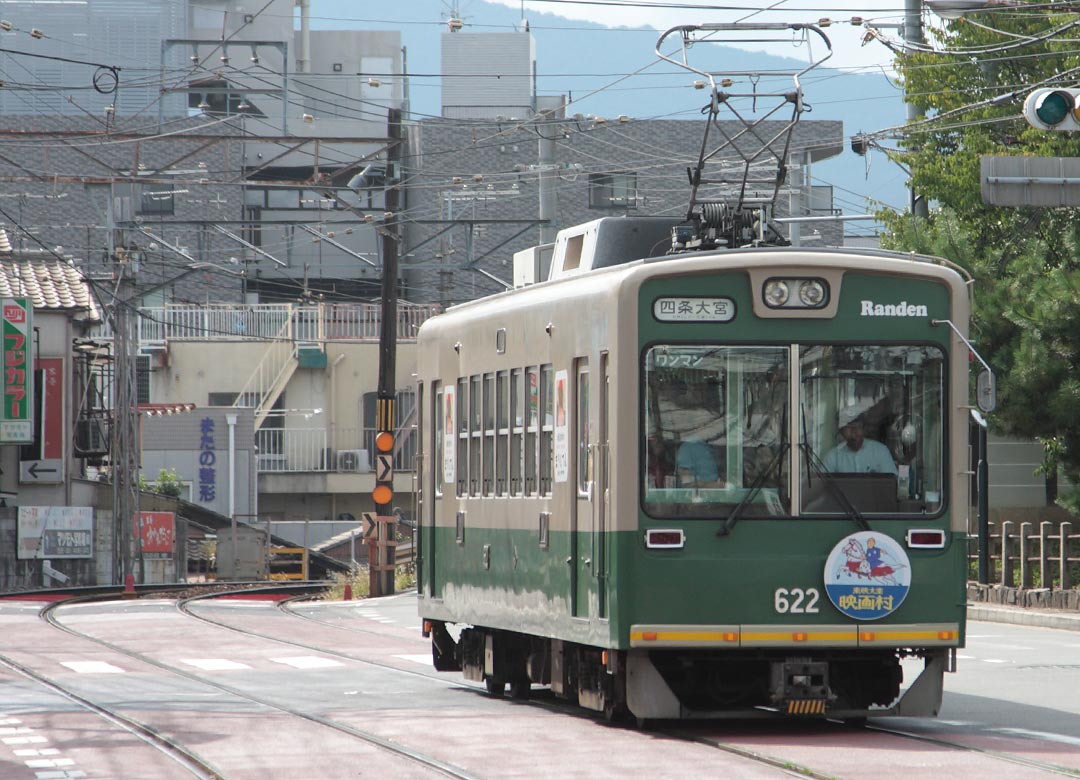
left=1023, top=88, right=1080, bottom=131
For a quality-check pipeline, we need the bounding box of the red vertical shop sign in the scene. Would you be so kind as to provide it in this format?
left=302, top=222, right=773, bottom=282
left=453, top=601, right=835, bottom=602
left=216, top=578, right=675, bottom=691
left=39, top=357, right=63, bottom=460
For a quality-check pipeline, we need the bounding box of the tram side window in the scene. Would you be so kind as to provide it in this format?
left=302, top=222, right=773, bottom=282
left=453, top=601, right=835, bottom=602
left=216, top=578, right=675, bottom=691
left=540, top=364, right=554, bottom=495
left=525, top=366, right=539, bottom=495
left=510, top=369, right=523, bottom=495
left=483, top=373, right=495, bottom=496
left=470, top=375, right=481, bottom=496
left=456, top=378, right=468, bottom=495
left=434, top=384, right=443, bottom=495
left=496, top=371, right=509, bottom=495
left=577, top=361, right=590, bottom=494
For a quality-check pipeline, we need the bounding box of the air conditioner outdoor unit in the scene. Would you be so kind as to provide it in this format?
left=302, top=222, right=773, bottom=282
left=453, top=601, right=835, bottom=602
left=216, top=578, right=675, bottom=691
left=74, top=418, right=109, bottom=456
left=337, top=449, right=370, bottom=472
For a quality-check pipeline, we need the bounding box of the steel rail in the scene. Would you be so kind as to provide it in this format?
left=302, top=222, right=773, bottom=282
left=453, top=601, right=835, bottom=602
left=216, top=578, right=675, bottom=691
left=0, top=650, right=226, bottom=780
left=40, top=589, right=478, bottom=780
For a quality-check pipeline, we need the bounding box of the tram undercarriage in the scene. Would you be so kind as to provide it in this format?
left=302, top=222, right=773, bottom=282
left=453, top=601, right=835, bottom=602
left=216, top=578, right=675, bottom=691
left=426, top=621, right=950, bottom=721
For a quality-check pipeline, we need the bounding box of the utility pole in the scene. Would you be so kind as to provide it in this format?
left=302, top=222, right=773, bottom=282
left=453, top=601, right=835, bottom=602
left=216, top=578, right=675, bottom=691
left=538, top=120, right=557, bottom=244
left=108, top=191, right=142, bottom=585
left=905, top=0, right=930, bottom=219
left=372, top=107, right=403, bottom=597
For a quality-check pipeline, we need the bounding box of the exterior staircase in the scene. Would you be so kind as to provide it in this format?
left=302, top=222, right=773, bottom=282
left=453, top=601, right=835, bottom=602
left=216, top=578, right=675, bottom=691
left=233, top=322, right=300, bottom=429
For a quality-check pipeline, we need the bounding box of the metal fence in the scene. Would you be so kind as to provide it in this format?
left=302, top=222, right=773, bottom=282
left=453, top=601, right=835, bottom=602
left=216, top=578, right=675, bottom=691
left=969, top=520, right=1079, bottom=589
left=95, top=301, right=441, bottom=345
left=255, top=425, right=418, bottom=474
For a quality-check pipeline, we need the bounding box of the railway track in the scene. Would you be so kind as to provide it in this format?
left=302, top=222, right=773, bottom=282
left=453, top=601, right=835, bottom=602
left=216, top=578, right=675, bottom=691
left=7, top=586, right=1076, bottom=780
left=191, top=588, right=1080, bottom=779
left=0, top=650, right=226, bottom=780
left=861, top=721, right=1080, bottom=778
left=6, top=586, right=479, bottom=780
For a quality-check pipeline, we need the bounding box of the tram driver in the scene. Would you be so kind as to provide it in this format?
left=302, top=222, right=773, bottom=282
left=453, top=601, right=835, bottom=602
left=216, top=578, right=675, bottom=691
left=822, top=404, right=898, bottom=475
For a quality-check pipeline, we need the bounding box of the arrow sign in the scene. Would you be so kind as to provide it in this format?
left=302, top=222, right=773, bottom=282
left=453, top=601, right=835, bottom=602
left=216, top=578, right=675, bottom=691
left=375, top=453, right=393, bottom=482
left=361, top=512, right=376, bottom=539
left=20, top=459, right=62, bottom=484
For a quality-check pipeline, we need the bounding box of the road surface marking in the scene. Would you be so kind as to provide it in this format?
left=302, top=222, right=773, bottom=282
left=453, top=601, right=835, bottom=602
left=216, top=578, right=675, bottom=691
left=59, top=661, right=124, bottom=674
left=181, top=658, right=251, bottom=671
left=270, top=656, right=342, bottom=669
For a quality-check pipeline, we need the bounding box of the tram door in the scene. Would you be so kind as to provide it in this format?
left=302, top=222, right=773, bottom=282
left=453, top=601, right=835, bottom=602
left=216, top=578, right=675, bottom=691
left=427, top=382, right=448, bottom=599
left=595, top=353, right=609, bottom=620
left=572, top=359, right=593, bottom=619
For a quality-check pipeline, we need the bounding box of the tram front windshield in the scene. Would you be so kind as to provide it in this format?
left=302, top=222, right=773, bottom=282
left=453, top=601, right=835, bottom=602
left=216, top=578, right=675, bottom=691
left=642, top=344, right=945, bottom=519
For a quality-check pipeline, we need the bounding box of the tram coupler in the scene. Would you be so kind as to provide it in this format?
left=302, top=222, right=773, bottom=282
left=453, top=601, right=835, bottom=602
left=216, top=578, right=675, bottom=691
left=771, top=658, right=829, bottom=714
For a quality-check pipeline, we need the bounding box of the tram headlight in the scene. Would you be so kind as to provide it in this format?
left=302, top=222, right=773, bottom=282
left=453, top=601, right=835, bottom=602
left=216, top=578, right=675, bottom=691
left=763, top=277, right=829, bottom=309
left=763, top=280, right=789, bottom=307
left=798, top=279, right=827, bottom=307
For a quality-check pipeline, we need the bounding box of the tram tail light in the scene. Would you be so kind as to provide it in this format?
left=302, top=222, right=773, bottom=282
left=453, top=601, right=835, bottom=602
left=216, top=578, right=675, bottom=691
left=645, top=529, right=685, bottom=549
left=906, top=529, right=946, bottom=549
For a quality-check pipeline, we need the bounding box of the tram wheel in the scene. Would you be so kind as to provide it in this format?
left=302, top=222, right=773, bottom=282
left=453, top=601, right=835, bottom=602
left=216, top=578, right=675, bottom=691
left=485, top=677, right=506, bottom=698
left=508, top=677, right=531, bottom=700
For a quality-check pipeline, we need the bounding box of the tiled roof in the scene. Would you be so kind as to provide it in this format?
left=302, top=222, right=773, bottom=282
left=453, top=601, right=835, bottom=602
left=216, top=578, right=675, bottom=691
left=0, top=257, right=99, bottom=319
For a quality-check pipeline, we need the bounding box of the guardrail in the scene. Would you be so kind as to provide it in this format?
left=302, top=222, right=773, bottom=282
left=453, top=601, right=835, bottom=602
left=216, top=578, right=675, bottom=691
left=969, top=520, right=1079, bottom=589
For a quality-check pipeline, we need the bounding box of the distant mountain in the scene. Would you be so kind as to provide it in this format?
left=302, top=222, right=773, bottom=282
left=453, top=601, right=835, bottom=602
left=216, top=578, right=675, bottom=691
left=310, top=0, right=908, bottom=231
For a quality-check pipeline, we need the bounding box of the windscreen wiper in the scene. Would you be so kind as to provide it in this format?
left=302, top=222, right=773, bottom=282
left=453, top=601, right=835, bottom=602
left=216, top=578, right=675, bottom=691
left=717, top=441, right=788, bottom=538
left=801, top=442, right=870, bottom=531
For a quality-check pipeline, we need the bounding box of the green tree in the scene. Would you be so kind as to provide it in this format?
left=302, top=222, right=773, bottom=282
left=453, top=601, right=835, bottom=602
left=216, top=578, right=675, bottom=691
left=881, top=10, right=1080, bottom=490
left=139, top=468, right=184, bottom=499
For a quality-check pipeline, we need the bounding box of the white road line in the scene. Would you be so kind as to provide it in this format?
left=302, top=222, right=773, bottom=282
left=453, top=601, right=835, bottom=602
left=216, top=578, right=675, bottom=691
left=180, top=658, right=251, bottom=671
left=59, top=661, right=124, bottom=674
left=270, top=656, right=343, bottom=670
left=998, top=728, right=1080, bottom=747
left=3, top=735, right=47, bottom=745
left=983, top=659, right=1007, bottom=664
left=394, top=654, right=435, bottom=666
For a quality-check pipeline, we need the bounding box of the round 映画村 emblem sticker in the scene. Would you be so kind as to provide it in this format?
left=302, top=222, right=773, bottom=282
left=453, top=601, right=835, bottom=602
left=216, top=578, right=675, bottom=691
left=824, top=531, right=911, bottom=621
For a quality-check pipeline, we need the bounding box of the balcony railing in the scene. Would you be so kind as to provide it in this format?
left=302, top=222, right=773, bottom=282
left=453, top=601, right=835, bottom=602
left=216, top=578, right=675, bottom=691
left=256, top=425, right=418, bottom=474
left=93, top=301, right=441, bottom=346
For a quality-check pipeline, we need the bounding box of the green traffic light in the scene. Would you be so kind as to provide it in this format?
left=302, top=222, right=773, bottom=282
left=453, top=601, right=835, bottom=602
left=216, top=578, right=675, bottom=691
left=1036, top=90, right=1074, bottom=126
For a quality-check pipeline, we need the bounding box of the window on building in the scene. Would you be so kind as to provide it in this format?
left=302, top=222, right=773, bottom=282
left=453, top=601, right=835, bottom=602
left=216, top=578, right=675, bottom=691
left=588, top=172, right=637, bottom=210
left=138, top=185, right=175, bottom=216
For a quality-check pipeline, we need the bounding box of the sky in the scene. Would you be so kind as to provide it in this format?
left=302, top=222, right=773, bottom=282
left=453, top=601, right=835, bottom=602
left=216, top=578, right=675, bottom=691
left=484, top=0, right=930, bottom=73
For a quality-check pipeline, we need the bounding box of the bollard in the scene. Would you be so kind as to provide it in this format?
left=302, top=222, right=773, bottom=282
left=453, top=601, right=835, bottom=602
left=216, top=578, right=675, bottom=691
left=343, top=582, right=353, bottom=601
left=122, top=573, right=136, bottom=600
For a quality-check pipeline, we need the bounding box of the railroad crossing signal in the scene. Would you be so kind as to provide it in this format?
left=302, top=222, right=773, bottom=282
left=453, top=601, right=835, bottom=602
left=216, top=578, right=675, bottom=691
left=361, top=512, right=377, bottom=539
left=1023, top=88, right=1080, bottom=131
left=372, top=420, right=395, bottom=507
left=375, top=453, right=393, bottom=482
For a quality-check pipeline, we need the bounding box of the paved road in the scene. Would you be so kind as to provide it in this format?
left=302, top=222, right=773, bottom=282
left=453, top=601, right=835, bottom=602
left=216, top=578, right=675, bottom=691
left=0, top=592, right=1076, bottom=779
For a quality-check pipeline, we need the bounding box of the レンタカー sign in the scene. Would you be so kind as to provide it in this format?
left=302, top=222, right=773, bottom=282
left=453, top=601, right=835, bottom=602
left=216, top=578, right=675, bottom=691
left=17, top=506, right=94, bottom=560
left=1, top=298, right=33, bottom=443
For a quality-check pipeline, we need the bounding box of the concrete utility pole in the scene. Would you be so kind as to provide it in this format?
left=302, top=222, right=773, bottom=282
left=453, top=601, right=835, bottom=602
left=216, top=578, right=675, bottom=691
left=905, top=0, right=931, bottom=219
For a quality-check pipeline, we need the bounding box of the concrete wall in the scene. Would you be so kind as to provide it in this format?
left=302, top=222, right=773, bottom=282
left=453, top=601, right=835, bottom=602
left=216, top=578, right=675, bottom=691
left=141, top=407, right=257, bottom=520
